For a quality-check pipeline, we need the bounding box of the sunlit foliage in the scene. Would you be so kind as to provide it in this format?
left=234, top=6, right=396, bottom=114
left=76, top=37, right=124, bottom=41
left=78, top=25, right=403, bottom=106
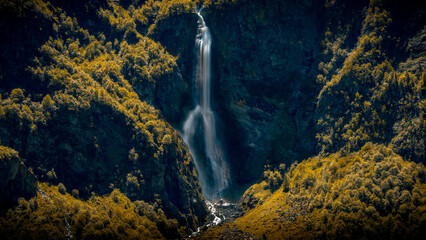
left=0, top=0, right=424, bottom=239
left=316, top=1, right=425, bottom=163
left=0, top=183, right=171, bottom=240
left=0, top=0, right=206, bottom=237
left=198, top=0, right=425, bottom=239
left=98, top=0, right=195, bottom=36
left=202, top=144, right=426, bottom=239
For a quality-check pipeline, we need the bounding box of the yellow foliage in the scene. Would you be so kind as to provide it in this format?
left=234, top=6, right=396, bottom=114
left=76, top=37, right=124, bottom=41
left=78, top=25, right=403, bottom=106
left=0, top=183, right=166, bottom=240
left=201, top=144, right=426, bottom=239
left=0, top=3, right=200, bottom=238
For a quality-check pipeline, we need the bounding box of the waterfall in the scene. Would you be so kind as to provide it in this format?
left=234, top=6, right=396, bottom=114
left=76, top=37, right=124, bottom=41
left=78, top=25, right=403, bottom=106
left=182, top=9, right=230, bottom=199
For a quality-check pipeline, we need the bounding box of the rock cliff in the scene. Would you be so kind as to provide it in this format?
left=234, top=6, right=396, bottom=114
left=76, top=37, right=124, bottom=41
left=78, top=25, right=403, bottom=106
left=152, top=0, right=327, bottom=184
left=0, top=146, right=37, bottom=211
left=205, top=0, right=323, bottom=183
left=0, top=0, right=207, bottom=232
left=0, top=0, right=424, bottom=238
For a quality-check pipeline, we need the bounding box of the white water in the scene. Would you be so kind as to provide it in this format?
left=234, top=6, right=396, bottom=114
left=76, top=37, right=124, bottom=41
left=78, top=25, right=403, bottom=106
left=182, top=9, right=230, bottom=199
left=190, top=199, right=241, bottom=237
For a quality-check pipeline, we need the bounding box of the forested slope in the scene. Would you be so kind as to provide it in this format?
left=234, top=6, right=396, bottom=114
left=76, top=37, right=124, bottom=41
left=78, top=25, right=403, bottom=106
left=197, top=0, right=426, bottom=239
left=0, top=0, right=424, bottom=239
left=0, top=0, right=206, bottom=238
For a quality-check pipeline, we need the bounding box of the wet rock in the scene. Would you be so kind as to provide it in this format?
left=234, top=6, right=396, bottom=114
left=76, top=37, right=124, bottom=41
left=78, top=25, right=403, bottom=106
left=149, top=13, right=199, bottom=127
left=203, top=1, right=322, bottom=183
left=0, top=146, right=37, bottom=211
left=151, top=1, right=322, bottom=187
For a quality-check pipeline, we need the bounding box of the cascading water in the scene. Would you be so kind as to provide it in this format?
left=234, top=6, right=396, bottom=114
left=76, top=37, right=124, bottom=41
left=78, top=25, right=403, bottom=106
left=183, top=8, right=230, bottom=199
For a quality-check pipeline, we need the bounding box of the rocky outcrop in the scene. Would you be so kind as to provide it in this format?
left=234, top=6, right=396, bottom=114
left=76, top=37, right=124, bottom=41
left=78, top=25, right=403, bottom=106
left=153, top=0, right=423, bottom=186
left=150, top=13, right=199, bottom=127
left=0, top=0, right=208, bottom=230
left=0, top=97, right=207, bottom=229
left=151, top=1, right=324, bottom=185
left=0, top=0, right=53, bottom=93
left=202, top=1, right=324, bottom=183
left=0, top=146, right=37, bottom=211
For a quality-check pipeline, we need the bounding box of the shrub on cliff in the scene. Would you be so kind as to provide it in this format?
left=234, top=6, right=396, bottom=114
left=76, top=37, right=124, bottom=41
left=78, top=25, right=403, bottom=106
left=316, top=0, right=425, bottom=163
left=0, top=183, right=170, bottom=240
left=0, top=0, right=207, bottom=236
left=227, top=144, right=426, bottom=239
left=0, top=146, right=37, bottom=212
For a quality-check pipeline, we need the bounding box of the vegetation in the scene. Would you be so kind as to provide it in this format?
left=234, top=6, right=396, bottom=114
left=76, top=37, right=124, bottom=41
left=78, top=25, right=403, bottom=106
left=197, top=0, right=425, bottom=239
left=0, top=0, right=424, bottom=239
left=316, top=0, right=425, bottom=163
left=200, top=144, right=426, bottom=239
left=0, top=2, right=183, bottom=196
left=98, top=0, right=196, bottom=36
left=0, top=0, right=207, bottom=238
left=0, top=183, right=177, bottom=240
left=0, top=145, right=37, bottom=211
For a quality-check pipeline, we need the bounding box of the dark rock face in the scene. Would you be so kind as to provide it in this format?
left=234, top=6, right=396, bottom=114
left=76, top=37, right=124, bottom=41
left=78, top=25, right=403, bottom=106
left=204, top=1, right=324, bottom=183
left=151, top=1, right=324, bottom=186
left=0, top=101, right=207, bottom=228
left=0, top=146, right=37, bottom=211
left=150, top=13, right=199, bottom=127
left=0, top=0, right=53, bottom=94
left=128, top=12, right=200, bottom=129
left=0, top=0, right=208, bottom=230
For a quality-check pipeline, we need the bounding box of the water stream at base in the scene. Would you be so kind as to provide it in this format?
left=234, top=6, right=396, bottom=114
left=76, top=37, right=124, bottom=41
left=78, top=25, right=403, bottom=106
left=182, top=8, right=230, bottom=199
left=189, top=199, right=244, bottom=238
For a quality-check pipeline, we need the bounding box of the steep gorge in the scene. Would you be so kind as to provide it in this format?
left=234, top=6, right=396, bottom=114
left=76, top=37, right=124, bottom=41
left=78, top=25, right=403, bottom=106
left=205, top=0, right=324, bottom=184
left=152, top=0, right=362, bottom=186
left=0, top=1, right=208, bottom=237
left=0, top=0, right=425, bottom=239
left=153, top=0, right=425, bottom=187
